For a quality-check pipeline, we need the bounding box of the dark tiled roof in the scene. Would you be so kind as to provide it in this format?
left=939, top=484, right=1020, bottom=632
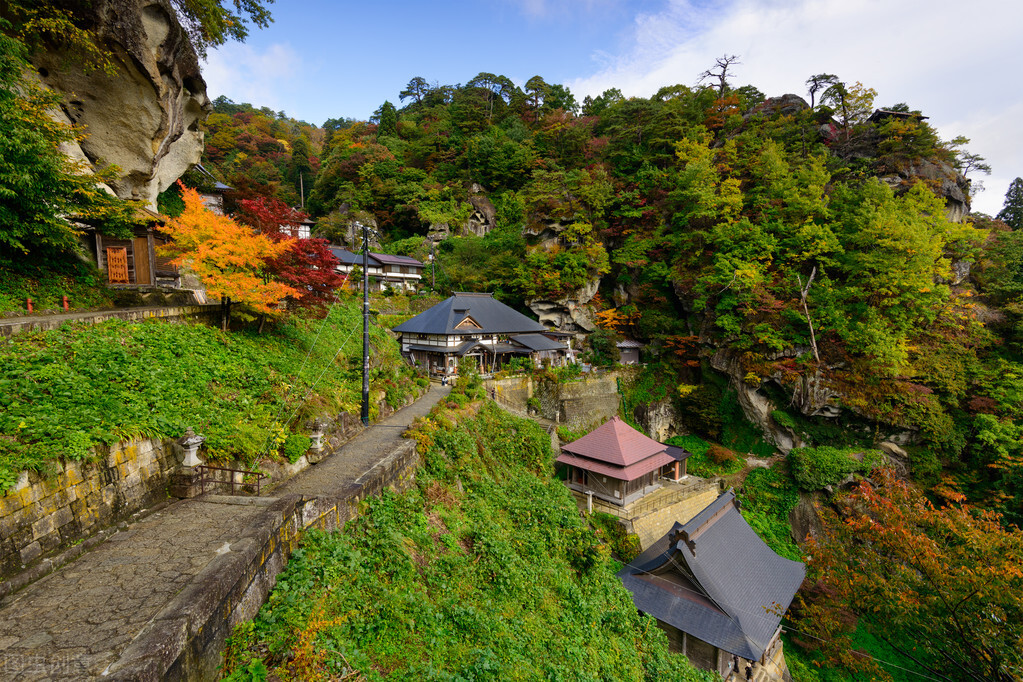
left=509, top=334, right=567, bottom=352
left=329, top=247, right=381, bottom=267
left=560, top=416, right=666, bottom=467
left=618, top=490, right=805, bottom=660
left=392, top=293, right=545, bottom=335
left=372, top=252, right=423, bottom=267
left=616, top=339, right=645, bottom=349
left=664, top=445, right=692, bottom=462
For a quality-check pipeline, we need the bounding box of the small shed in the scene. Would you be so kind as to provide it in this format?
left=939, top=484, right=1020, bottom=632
left=508, top=333, right=569, bottom=367
left=616, top=338, right=644, bottom=365
left=86, top=208, right=179, bottom=288
left=617, top=490, right=805, bottom=678
left=556, top=416, right=674, bottom=506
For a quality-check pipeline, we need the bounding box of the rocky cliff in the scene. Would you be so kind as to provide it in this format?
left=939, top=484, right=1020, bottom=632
left=427, top=183, right=498, bottom=242
left=33, top=0, right=210, bottom=209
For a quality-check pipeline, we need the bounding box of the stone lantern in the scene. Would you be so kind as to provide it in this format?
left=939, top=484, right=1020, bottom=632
left=307, top=418, right=328, bottom=453
left=179, top=427, right=205, bottom=468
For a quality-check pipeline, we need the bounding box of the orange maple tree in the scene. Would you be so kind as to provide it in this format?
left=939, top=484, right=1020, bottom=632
left=158, top=183, right=299, bottom=317
left=794, top=469, right=1023, bottom=681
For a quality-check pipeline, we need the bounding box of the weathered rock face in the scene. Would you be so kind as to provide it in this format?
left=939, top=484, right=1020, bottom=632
left=33, top=0, right=210, bottom=209
left=710, top=349, right=807, bottom=454
left=428, top=184, right=498, bottom=241
left=527, top=276, right=601, bottom=333
left=879, top=156, right=971, bottom=223
left=335, top=211, right=383, bottom=251
left=634, top=398, right=677, bottom=442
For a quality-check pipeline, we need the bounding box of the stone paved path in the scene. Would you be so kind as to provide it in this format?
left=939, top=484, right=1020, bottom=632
left=276, top=384, right=449, bottom=497
left=0, top=385, right=449, bottom=681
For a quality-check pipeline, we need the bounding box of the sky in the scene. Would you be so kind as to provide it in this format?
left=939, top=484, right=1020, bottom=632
left=203, top=0, right=1023, bottom=215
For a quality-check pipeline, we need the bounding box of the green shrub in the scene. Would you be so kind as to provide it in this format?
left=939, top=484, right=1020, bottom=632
left=280, top=434, right=311, bottom=464
left=664, top=434, right=709, bottom=458
left=738, top=466, right=801, bottom=561
left=909, top=446, right=943, bottom=487
left=770, top=409, right=797, bottom=431
left=665, top=434, right=745, bottom=477
left=676, top=384, right=724, bottom=440
left=788, top=446, right=883, bottom=491
left=590, top=512, right=642, bottom=563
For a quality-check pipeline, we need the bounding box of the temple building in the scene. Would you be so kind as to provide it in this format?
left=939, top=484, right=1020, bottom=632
left=556, top=416, right=690, bottom=506
left=618, top=490, right=805, bottom=680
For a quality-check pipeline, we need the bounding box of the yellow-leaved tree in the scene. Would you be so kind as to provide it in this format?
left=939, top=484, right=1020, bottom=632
left=158, top=183, right=299, bottom=326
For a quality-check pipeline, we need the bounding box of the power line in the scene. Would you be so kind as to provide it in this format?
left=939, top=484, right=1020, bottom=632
left=618, top=551, right=955, bottom=682
left=257, top=269, right=355, bottom=458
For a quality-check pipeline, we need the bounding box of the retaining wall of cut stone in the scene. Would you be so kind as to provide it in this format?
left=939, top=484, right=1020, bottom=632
left=0, top=391, right=420, bottom=593
left=0, top=437, right=180, bottom=590
left=102, top=440, right=420, bottom=681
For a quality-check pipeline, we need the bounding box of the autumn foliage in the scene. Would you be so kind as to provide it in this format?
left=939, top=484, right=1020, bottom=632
left=158, top=184, right=299, bottom=317
left=794, top=469, right=1023, bottom=681
left=234, top=196, right=346, bottom=315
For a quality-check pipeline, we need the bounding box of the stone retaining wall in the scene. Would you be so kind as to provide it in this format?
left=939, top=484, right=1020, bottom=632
left=0, top=303, right=222, bottom=338
left=0, top=438, right=179, bottom=587
left=103, top=440, right=420, bottom=681
left=487, top=372, right=623, bottom=430
left=0, top=391, right=420, bottom=591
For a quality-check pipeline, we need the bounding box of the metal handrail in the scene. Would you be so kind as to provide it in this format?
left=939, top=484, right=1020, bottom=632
left=195, top=464, right=267, bottom=495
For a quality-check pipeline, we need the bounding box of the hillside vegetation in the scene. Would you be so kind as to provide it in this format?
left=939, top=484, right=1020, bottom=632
left=224, top=379, right=713, bottom=682
left=196, top=72, right=1023, bottom=527
left=0, top=298, right=419, bottom=491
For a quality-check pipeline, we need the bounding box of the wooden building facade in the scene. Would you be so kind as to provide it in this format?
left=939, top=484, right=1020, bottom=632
left=556, top=417, right=680, bottom=506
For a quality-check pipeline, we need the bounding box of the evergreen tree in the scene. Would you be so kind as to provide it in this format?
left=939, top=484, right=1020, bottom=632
left=377, top=100, right=398, bottom=138
left=997, top=177, right=1023, bottom=230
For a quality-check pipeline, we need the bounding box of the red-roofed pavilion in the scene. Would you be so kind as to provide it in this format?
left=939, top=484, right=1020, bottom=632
left=557, top=416, right=682, bottom=506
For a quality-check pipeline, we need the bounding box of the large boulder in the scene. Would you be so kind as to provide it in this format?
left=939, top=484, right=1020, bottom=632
left=32, top=0, right=210, bottom=209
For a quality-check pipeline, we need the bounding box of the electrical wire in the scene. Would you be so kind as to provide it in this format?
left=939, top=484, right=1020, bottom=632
left=617, top=549, right=962, bottom=682
left=257, top=266, right=354, bottom=457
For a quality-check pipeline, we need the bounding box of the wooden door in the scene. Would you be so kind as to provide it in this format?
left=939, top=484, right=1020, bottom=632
left=133, top=237, right=152, bottom=285
left=106, top=247, right=130, bottom=284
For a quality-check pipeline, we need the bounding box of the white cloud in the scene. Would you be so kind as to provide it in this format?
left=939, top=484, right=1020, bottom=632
left=569, top=0, right=1023, bottom=214
left=202, top=42, right=302, bottom=112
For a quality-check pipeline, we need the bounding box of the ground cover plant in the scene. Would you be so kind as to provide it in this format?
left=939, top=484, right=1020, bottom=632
left=664, top=433, right=745, bottom=477
left=223, top=384, right=715, bottom=682
left=0, top=259, right=116, bottom=314
left=0, top=296, right=416, bottom=491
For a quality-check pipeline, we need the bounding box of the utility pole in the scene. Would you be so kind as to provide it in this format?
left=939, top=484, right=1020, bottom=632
left=299, top=173, right=305, bottom=209
left=360, top=221, right=370, bottom=426
left=430, top=239, right=435, bottom=290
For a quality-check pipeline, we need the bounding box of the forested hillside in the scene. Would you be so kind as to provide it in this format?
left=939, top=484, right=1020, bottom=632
left=198, top=72, right=1023, bottom=526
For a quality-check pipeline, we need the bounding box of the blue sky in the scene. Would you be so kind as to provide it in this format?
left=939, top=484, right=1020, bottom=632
left=203, top=0, right=1022, bottom=215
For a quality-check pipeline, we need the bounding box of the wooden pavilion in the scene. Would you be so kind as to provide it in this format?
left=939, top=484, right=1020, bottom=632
left=556, top=416, right=688, bottom=506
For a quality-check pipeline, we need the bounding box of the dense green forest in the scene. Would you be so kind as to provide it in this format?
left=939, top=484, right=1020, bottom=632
left=198, top=72, right=1023, bottom=524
